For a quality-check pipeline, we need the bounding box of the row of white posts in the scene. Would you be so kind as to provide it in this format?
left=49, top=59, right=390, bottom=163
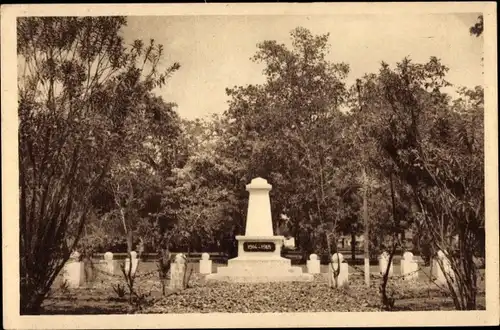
left=63, top=250, right=454, bottom=289
left=376, top=250, right=454, bottom=286
left=307, top=250, right=450, bottom=287
left=62, top=251, right=139, bottom=288
left=62, top=251, right=193, bottom=290
left=307, top=252, right=419, bottom=280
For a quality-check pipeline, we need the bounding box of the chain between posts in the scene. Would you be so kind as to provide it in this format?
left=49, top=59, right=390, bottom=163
left=91, top=261, right=424, bottom=280
left=90, top=258, right=450, bottom=294
left=88, top=255, right=200, bottom=280
left=346, top=262, right=420, bottom=279
left=91, top=265, right=163, bottom=279
left=344, top=262, right=450, bottom=293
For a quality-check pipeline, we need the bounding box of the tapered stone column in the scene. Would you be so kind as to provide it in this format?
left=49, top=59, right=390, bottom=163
left=244, top=178, right=274, bottom=236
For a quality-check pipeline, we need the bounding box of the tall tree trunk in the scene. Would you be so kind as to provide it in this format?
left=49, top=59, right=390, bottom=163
left=20, top=291, right=46, bottom=315
left=351, top=232, right=356, bottom=261
left=127, top=230, right=133, bottom=253
left=362, top=168, right=370, bottom=286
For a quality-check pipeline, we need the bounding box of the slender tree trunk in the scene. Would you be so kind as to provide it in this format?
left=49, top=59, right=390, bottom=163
left=351, top=232, right=356, bottom=261
left=380, top=242, right=397, bottom=310
left=429, top=257, right=434, bottom=283
left=380, top=173, right=399, bottom=310
left=362, top=168, right=370, bottom=286
left=127, top=230, right=133, bottom=253
left=20, top=291, right=46, bottom=315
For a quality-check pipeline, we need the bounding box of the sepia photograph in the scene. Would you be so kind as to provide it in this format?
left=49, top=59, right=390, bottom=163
left=1, top=2, right=498, bottom=328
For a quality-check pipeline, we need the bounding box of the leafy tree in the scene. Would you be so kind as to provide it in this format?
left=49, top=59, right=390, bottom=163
left=18, top=17, right=179, bottom=313
left=470, top=15, right=484, bottom=37
left=355, top=57, right=484, bottom=310
left=219, top=27, right=355, bottom=257
left=166, top=116, right=245, bottom=254
left=86, top=94, right=186, bottom=255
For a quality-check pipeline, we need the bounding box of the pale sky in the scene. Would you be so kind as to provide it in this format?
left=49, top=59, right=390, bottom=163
left=122, top=14, right=483, bottom=120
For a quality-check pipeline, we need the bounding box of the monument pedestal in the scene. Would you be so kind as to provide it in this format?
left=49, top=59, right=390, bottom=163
left=206, top=178, right=313, bottom=283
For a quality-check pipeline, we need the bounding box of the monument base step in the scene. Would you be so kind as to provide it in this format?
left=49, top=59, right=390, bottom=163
left=227, top=256, right=291, bottom=269
left=206, top=256, right=313, bottom=282
left=205, top=273, right=314, bottom=283
left=216, top=257, right=303, bottom=275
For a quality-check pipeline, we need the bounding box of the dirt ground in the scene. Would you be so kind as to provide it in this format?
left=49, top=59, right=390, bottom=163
left=41, top=261, right=486, bottom=314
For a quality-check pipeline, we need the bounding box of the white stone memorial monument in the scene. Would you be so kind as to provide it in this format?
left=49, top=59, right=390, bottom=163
left=206, top=177, right=313, bottom=282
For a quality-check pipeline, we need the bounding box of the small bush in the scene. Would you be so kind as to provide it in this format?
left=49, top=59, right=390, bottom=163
left=112, top=283, right=127, bottom=298
left=59, top=280, right=70, bottom=294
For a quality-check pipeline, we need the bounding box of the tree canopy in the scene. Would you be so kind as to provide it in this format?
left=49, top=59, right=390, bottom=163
left=18, top=20, right=485, bottom=312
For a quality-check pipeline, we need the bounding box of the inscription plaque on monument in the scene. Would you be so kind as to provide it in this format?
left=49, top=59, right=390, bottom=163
left=243, top=242, right=275, bottom=252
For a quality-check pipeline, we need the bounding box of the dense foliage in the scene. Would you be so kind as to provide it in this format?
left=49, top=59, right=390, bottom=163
left=18, top=17, right=181, bottom=313
left=19, top=18, right=484, bottom=312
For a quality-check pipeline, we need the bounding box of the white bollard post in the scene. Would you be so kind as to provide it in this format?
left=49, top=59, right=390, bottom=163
left=329, top=253, right=348, bottom=288
left=339, top=262, right=349, bottom=287
left=306, top=254, right=320, bottom=274
left=125, top=251, right=138, bottom=276
left=130, top=251, right=138, bottom=274
left=401, top=251, right=418, bottom=281
left=435, top=250, right=454, bottom=286
left=64, top=251, right=84, bottom=288
left=199, top=252, right=212, bottom=274
left=379, top=251, right=393, bottom=277
left=169, top=253, right=186, bottom=290
left=104, top=251, right=114, bottom=275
